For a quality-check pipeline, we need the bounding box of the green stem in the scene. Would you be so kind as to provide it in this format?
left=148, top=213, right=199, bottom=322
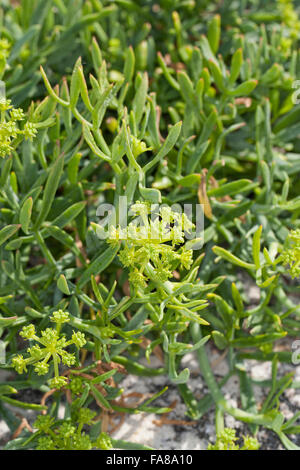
left=177, top=383, right=201, bottom=420
left=168, top=352, right=177, bottom=380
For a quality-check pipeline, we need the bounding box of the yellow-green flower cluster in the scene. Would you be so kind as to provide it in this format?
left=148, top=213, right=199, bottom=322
left=33, top=410, right=112, bottom=450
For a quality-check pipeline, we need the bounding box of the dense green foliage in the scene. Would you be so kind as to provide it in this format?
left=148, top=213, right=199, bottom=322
left=0, top=0, right=300, bottom=450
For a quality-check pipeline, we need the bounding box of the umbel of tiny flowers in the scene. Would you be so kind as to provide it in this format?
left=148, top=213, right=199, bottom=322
left=280, top=229, right=300, bottom=279
left=11, top=310, right=86, bottom=389
left=0, top=38, right=11, bottom=77
left=107, top=203, right=194, bottom=290
left=0, top=97, right=37, bottom=158
left=33, top=411, right=113, bottom=450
